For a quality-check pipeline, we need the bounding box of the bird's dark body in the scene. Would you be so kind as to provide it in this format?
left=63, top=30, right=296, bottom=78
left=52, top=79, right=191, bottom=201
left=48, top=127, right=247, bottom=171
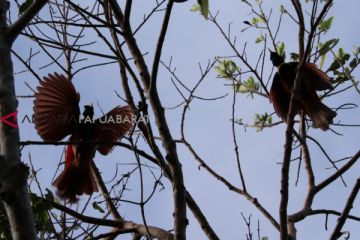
left=269, top=52, right=336, bottom=130
left=33, top=73, right=134, bottom=202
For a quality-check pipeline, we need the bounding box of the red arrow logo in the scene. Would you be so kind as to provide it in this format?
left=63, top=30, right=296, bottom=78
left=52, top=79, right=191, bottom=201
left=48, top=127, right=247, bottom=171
left=0, top=110, right=18, bottom=129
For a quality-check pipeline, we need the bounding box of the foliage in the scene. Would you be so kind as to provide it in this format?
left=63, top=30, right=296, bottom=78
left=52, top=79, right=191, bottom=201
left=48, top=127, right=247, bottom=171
left=237, top=76, right=259, bottom=98
left=191, top=0, right=209, bottom=19
left=254, top=113, right=272, bottom=132
left=214, top=59, right=240, bottom=79
left=3, top=0, right=360, bottom=239
left=30, top=191, right=53, bottom=237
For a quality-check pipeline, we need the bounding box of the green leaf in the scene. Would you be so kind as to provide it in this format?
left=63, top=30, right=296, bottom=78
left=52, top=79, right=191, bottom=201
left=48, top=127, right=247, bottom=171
left=318, top=16, right=334, bottom=32
left=319, top=54, right=326, bottom=70
left=327, top=60, right=340, bottom=72
left=19, top=0, right=33, bottom=15
left=318, top=38, right=339, bottom=56
left=338, top=48, right=346, bottom=59
left=277, top=42, right=285, bottom=58
left=29, top=193, right=52, bottom=233
left=350, top=58, right=358, bottom=68
left=251, top=17, right=263, bottom=26
left=279, top=5, right=286, bottom=13
left=237, top=76, right=259, bottom=97
left=237, top=85, right=248, bottom=93
left=197, top=0, right=209, bottom=19
left=190, top=5, right=201, bottom=12
left=214, top=60, right=240, bottom=79
left=328, top=48, right=351, bottom=72
left=262, top=237, right=269, bottom=240
left=255, top=34, right=265, bottom=44
left=254, top=113, right=271, bottom=131
left=354, top=46, right=360, bottom=55
left=92, top=202, right=105, bottom=213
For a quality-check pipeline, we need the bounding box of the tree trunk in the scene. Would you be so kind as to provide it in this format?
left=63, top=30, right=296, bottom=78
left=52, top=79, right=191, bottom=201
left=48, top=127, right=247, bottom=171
left=0, top=1, right=36, bottom=239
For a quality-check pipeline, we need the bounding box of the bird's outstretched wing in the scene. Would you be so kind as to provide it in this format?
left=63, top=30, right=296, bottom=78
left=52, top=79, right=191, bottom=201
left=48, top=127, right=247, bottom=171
left=94, top=105, right=135, bottom=155
left=270, top=73, right=291, bottom=120
left=304, top=63, right=333, bottom=90
left=33, top=73, right=80, bottom=141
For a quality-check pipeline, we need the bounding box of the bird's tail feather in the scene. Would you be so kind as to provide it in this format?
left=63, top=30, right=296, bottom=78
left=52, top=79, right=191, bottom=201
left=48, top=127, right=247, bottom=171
left=307, top=102, right=337, bottom=131
left=53, top=163, right=98, bottom=203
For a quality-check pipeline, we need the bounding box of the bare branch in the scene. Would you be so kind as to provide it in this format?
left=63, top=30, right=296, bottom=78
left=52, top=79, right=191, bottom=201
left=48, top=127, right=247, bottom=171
left=42, top=197, right=174, bottom=240
left=329, top=178, right=360, bottom=240
left=8, top=0, right=49, bottom=43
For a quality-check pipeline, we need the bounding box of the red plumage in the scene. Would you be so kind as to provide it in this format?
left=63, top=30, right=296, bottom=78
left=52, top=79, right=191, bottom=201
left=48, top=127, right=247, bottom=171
left=269, top=54, right=337, bottom=130
left=65, top=144, right=75, bottom=168
left=33, top=73, right=135, bottom=202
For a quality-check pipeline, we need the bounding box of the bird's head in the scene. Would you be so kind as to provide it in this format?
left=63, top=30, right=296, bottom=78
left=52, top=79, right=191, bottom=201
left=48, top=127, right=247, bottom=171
left=269, top=50, right=284, bottom=67
left=83, top=105, right=94, bottom=119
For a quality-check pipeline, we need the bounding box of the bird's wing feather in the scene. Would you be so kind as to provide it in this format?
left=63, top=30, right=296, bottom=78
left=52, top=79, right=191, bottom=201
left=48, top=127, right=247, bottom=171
left=94, top=105, right=134, bottom=155
left=279, top=62, right=297, bottom=92
left=304, top=63, right=333, bottom=90
left=33, top=73, right=80, bottom=141
left=270, top=73, right=291, bottom=120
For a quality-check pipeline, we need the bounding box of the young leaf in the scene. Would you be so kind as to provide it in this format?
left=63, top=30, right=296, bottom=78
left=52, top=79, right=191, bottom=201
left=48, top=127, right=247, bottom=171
left=238, top=76, right=259, bottom=97
left=251, top=17, right=263, bottom=26
left=197, top=0, right=209, bottom=19
left=254, top=113, right=271, bottom=131
left=318, top=38, right=339, bottom=56
left=279, top=5, right=286, bottom=13
left=350, top=58, right=358, bottom=68
left=327, top=60, right=340, bottom=72
left=319, top=54, right=326, bottom=70
left=214, top=60, right=239, bottom=79
left=255, top=34, right=265, bottom=44
left=190, top=5, right=201, bottom=12
left=277, top=42, right=285, bottom=58
left=237, top=85, right=249, bottom=93
left=318, top=16, right=334, bottom=32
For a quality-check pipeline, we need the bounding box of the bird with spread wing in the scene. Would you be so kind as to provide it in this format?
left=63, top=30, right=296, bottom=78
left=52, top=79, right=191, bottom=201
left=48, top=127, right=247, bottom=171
left=33, top=73, right=134, bottom=202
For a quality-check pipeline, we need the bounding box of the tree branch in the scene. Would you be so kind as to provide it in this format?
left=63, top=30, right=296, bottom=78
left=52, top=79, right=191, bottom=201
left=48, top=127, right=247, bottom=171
left=280, top=1, right=333, bottom=239
left=7, top=0, right=49, bottom=44
left=315, top=150, right=360, bottom=194
left=41, top=197, right=174, bottom=240
left=149, top=0, right=173, bottom=92
left=329, top=178, right=360, bottom=240
left=107, top=1, right=188, bottom=238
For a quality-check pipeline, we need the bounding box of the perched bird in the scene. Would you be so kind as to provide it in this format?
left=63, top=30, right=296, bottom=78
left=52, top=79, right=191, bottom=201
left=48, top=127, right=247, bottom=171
left=33, top=73, right=134, bottom=202
left=269, top=51, right=337, bottom=130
